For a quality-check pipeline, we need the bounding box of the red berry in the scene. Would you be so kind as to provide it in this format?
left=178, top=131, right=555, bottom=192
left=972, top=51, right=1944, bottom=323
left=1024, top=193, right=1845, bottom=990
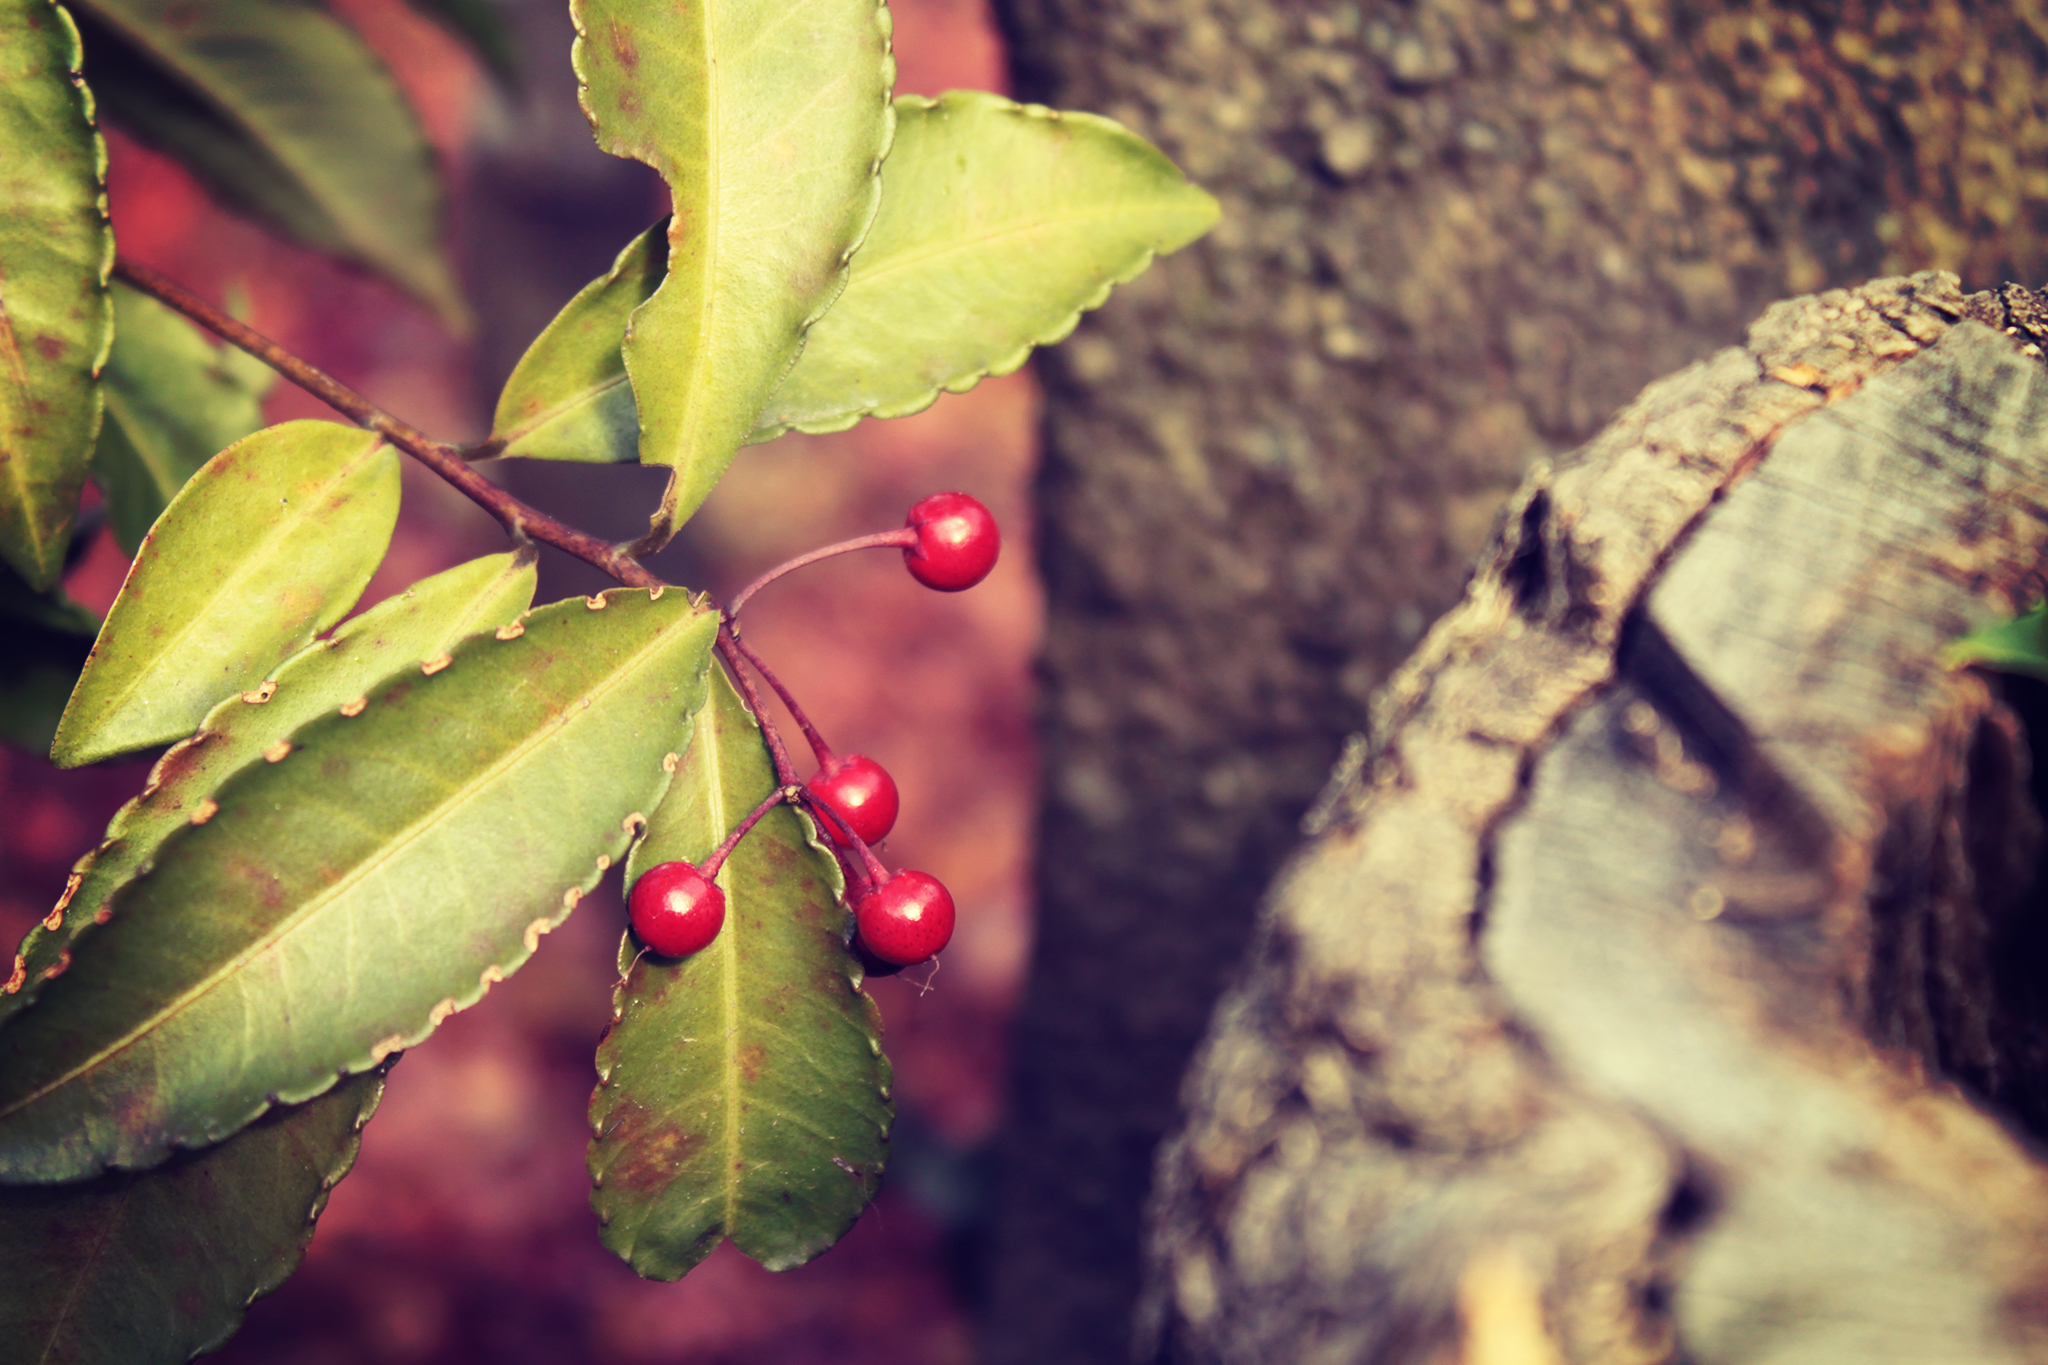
left=903, top=492, right=999, bottom=591
left=854, top=870, right=955, bottom=965
left=807, top=753, right=900, bottom=847
left=628, top=860, right=725, bottom=957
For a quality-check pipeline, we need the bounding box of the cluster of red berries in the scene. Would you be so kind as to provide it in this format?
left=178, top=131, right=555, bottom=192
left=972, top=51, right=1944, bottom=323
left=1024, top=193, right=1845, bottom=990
left=626, top=492, right=999, bottom=973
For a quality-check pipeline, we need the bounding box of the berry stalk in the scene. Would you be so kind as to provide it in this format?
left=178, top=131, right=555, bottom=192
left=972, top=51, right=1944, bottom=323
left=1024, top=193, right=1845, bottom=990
left=714, top=626, right=801, bottom=788
left=726, top=528, right=918, bottom=618
left=700, top=786, right=798, bottom=879
left=720, top=625, right=837, bottom=770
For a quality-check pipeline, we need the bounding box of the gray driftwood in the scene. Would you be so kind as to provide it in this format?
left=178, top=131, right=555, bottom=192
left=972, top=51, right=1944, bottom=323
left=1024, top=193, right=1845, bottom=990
left=1143, top=273, right=2048, bottom=1364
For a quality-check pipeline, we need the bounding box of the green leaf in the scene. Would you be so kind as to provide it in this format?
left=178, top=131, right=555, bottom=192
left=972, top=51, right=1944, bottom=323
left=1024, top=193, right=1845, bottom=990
left=475, top=94, right=1220, bottom=466
left=0, top=0, right=112, bottom=590
left=50, top=419, right=401, bottom=767
left=570, top=0, right=895, bottom=542
left=488, top=221, right=665, bottom=466
left=91, top=280, right=272, bottom=555
left=0, top=1066, right=385, bottom=1365
left=3, top=550, right=537, bottom=1028
left=1947, top=604, right=2048, bottom=679
left=752, top=90, right=1222, bottom=440
left=406, top=0, right=519, bottom=87
left=0, top=554, right=97, bottom=754
left=591, top=662, right=890, bottom=1279
left=0, top=586, right=717, bottom=1182
left=69, top=0, right=465, bottom=325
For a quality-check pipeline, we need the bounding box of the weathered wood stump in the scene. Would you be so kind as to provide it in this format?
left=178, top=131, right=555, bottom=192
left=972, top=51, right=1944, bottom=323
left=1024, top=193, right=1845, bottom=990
left=1143, top=274, right=2048, bottom=1364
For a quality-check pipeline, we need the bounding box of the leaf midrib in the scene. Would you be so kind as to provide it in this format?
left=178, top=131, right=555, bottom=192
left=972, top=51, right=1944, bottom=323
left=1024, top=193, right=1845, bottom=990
left=703, top=692, right=744, bottom=1232
left=495, top=370, right=628, bottom=448
left=678, top=0, right=725, bottom=475
left=100, top=386, right=182, bottom=503
left=1, top=603, right=706, bottom=1120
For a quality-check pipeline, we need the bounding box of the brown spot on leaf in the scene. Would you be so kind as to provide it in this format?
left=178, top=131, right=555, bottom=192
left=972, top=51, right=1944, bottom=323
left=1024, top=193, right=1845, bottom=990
left=738, top=1043, right=767, bottom=1082
left=45, top=951, right=71, bottom=981
left=607, top=20, right=638, bottom=70
left=34, top=335, right=63, bottom=361
left=600, top=1097, right=701, bottom=1195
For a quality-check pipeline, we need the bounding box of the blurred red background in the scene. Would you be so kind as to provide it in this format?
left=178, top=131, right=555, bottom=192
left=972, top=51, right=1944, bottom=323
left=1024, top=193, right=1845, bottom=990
left=0, top=0, right=1035, bottom=1359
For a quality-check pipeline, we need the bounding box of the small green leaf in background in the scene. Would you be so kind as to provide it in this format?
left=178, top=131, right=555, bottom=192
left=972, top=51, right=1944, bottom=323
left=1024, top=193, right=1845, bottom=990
left=0, top=1066, right=386, bottom=1365
left=1947, top=604, right=2048, bottom=679
left=489, top=221, right=666, bottom=465
left=92, top=280, right=273, bottom=555
left=406, top=0, right=519, bottom=87
left=570, top=0, right=895, bottom=542
left=69, top=0, right=466, bottom=326
left=753, top=90, right=1221, bottom=441
left=592, top=662, right=890, bottom=1279
left=0, top=0, right=112, bottom=591
left=51, top=419, right=401, bottom=767
left=0, top=1064, right=385, bottom=1365
left=0, top=588, right=718, bottom=1183
left=0, top=555, right=98, bottom=754
left=2, top=549, right=536, bottom=1028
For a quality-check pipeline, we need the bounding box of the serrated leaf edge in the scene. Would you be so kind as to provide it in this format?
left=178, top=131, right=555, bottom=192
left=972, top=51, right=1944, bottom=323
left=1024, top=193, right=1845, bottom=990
left=1, top=0, right=114, bottom=588
left=4, top=551, right=540, bottom=1021
left=193, top=1064, right=391, bottom=1357
left=5, top=589, right=712, bottom=1173
left=590, top=664, right=888, bottom=1278
left=51, top=424, right=400, bottom=765
left=487, top=221, right=666, bottom=455
left=747, top=93, right=1216, bottom=445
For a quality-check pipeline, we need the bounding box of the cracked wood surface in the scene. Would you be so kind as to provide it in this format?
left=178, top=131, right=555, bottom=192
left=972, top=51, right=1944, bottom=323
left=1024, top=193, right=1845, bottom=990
left=1143, top=273, right=2048, bottom=1364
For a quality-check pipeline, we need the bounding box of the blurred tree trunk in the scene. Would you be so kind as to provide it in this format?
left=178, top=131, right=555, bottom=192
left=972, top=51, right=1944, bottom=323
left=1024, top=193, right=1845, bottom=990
left=1146, top=273, right=2048, bottom=1364
left=985, top=0, right=2048, bottom=1359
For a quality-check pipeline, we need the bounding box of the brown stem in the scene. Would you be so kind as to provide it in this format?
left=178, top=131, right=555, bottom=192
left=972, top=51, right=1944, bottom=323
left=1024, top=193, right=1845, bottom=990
left=726, top=528, right=919, bottom=618
left=112, top=257, right=661, bottom=591
left=716, top=626, right=801, bottom=787
left=721, top=625, right=834, bottom=769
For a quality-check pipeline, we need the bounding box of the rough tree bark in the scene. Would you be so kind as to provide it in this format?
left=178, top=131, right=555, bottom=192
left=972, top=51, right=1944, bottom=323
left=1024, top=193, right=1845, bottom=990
left=987, top=0, right=2048, bottom=1358
left=1146, top=274, right=2048, bottom=1363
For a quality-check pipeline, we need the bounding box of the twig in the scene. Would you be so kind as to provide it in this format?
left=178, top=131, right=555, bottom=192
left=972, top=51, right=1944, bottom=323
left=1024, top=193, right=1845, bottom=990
left=112, top=257, right=661, bottom=591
